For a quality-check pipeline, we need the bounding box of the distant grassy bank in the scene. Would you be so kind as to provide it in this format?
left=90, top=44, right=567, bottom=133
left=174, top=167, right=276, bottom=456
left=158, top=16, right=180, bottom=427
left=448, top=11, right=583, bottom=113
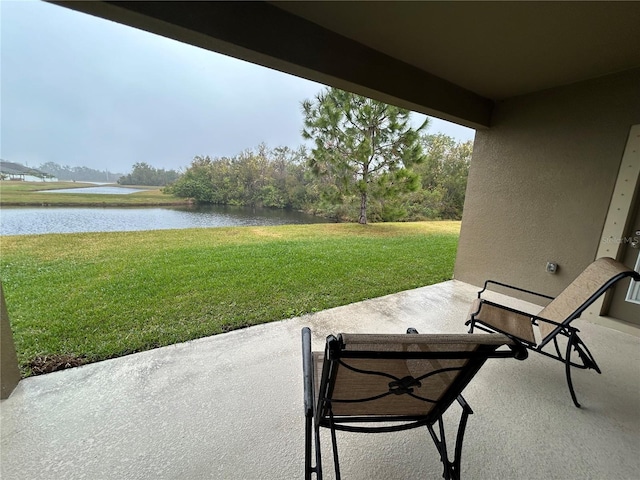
left=0, top=221, right=460, bottom=376
left=0, top=181, right=191, bottom=206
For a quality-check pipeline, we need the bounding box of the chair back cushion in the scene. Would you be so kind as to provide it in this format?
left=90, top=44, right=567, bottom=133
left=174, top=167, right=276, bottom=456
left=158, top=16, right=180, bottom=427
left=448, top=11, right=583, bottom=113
left=537, top=257, right=632, bottom=340
left=316, top=333, right=510, bottom=417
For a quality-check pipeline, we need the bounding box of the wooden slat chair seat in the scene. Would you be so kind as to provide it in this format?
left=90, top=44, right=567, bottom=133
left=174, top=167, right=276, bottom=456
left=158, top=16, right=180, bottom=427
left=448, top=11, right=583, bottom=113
left=465, top=257, right=640, bottom=407
left=302, top=328, right=526, bottom=480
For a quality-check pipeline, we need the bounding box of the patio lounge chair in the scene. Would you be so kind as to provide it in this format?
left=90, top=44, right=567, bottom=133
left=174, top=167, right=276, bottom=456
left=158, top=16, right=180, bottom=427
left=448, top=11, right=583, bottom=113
left=465, top=257, right=640, bottom=408
left=301, top=327, right=526, bottom=480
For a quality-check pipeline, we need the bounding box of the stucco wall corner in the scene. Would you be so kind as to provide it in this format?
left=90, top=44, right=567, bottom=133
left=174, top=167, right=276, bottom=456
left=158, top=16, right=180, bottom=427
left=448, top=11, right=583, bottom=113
left=454, top=68, right=640, bottom=301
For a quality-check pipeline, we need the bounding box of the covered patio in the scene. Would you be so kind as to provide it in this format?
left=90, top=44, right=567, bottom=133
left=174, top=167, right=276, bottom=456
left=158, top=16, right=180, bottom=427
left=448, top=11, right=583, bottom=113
left=2, top=280, right=638, bottom=479
left=2, top=2, right=639, bottom=478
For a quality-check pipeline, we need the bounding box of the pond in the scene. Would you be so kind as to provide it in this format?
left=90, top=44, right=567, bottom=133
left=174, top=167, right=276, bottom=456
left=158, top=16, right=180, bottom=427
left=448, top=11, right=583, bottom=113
left=0, top=205, right=328, bottom=236
left=39, top=186, right=147, bottom=194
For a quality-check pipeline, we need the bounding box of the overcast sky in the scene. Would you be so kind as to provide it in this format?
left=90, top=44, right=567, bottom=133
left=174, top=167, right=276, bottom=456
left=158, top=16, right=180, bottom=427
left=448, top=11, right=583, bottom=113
left=1, top=1, right=475, bottom=173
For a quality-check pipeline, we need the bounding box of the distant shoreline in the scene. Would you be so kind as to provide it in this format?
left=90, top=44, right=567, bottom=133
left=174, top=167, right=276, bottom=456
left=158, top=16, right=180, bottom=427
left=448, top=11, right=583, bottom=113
left=1, top=201, right=192, bottom=207
left=0, top=180, right=192, bottom=207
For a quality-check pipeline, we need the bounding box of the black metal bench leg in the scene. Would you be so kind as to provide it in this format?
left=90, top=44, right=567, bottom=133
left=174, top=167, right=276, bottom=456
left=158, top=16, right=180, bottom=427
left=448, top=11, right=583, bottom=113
left=439, top=417, right=453, bottom=480
left=572, top=334, right=602, bottom=374
left=314, top=422, right=323, bottom=479
left=427, top=419, right=451, bottom=480
left=305, top=416, right=324, bottom=479
left=305, top=415, right=313, bottom=480
left=328, top=413, right=341, bottom=480
left=427, top=396, right=472, bottom=480
left=452, top=396, right=472, bottom=478
left=303, top=327, right=322, bottom=478
left=565, top=334, right=581, bottom=408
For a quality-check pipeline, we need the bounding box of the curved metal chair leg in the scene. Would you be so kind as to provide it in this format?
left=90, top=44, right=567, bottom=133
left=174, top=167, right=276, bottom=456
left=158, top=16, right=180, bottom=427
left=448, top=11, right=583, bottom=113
left=573, top=335, right=602, bottom=374
left=315, top=423, right=323, bottom=479
left=329, top=413, right=341, bottom=480
left=305, top=415, right=313, bottom=480
left=565, top=334, right=581, bottom=408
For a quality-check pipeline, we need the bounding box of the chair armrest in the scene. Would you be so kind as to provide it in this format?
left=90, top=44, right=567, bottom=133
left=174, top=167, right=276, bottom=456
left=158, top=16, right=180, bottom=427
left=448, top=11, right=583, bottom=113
left=478, top=280, right=555, bottom=301
left=301, top=327, right=314, bottom=418
left=531, top=315, right=565, bottom=328
left=532, top=316, right=579, bottom=349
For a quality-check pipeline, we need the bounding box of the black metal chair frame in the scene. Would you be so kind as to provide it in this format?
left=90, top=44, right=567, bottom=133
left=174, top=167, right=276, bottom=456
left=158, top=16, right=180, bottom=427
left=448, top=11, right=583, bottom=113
left=466, top=268, right=640, bottom=408
left=302, top=327, right=526, bottom=480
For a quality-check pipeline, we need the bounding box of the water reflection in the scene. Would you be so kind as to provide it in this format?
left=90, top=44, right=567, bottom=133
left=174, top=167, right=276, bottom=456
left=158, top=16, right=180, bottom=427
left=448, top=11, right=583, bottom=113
left=39, top=186, right=146, bottom=194
left=0, top=205, right=327, bottom=236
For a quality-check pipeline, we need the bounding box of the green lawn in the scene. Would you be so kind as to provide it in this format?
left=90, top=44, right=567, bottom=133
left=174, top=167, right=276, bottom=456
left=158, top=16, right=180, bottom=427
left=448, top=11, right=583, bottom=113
left=0, top=221, right=460, bottom=376
left=0, top=181, right=190, bottom=206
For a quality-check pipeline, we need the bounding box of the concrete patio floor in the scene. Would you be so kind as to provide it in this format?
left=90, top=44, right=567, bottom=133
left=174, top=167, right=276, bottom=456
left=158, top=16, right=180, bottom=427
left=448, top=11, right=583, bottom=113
left=1, top=280, right=639, bottom=479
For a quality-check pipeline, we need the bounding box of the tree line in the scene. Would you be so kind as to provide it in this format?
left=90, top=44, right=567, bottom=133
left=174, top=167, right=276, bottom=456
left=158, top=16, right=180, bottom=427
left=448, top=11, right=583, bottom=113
left=165, top=145, right=310, bottom=209
left=165, top=135, right=471, bottom=222
left=117, top=162, right=181, bottom=186
left=38, top=88, right=473, bottom=222
left=38, top=162, right=124, bottom=182
left=167, top=88, right=472, bottom=222
left=38, top=161, right=181, bottom=186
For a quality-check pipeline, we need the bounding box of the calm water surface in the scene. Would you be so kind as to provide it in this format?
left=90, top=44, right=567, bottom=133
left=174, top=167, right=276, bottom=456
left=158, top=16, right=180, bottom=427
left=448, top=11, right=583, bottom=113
left=40, top=186, right=147, bottom=194
left=0, top=205, right=327, bottom=236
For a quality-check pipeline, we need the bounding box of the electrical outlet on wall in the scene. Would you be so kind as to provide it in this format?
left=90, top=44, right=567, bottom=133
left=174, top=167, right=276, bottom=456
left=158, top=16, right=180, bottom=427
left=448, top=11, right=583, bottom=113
left=546, top=262, right=558, bottom=274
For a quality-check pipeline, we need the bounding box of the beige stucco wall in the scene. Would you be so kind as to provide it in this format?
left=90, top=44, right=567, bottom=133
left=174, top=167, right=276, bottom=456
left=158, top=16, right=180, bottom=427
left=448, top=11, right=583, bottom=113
left=455, top=68, right=640, bottom=300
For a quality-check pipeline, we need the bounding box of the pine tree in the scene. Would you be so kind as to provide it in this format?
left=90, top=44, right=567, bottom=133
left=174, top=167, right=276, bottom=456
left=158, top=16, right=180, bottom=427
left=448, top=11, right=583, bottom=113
left=302, top=88, right=427, bottom=224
